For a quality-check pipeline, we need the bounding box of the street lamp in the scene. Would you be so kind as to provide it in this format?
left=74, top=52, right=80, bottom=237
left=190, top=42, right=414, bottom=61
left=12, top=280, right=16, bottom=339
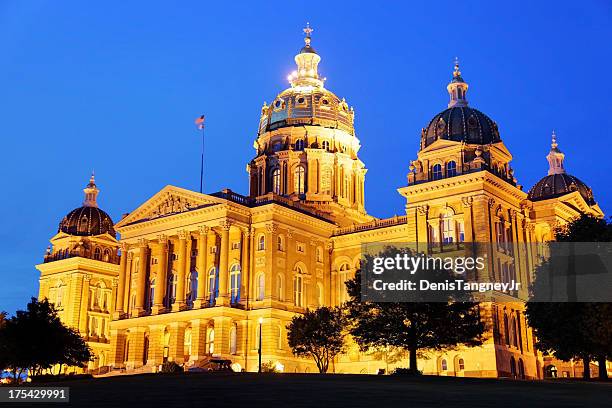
left=258, top=317, right=263, bottom=373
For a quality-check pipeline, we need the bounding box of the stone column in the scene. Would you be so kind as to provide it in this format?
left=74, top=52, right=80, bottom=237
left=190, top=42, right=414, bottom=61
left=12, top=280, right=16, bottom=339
left=133, top=239, right=148, bottom=317
left=114, top=243, right=128, bottom=319
left=123, top=252, right=133, bottom=313
left=194, top=226, right=209, bottom=308
left=189, top=319, right=207, bottom=362
left=79, top=274, right=91, bottom=336
left=127, top=327, right=147, bottom=370
left=213, top=316, right=231, bottom=356
left=147, top=324, right=165, bottom=368
left=168, top=322, right=187, bottom=364
left=217, top=220, right=231, bottom=306
left=109, top=329, right=127, bottom=368
left=172, top=231, right=188, bottom=311
left=240, top=228, right=250, bottom=303
left=152, top=235, right=168, bottom=314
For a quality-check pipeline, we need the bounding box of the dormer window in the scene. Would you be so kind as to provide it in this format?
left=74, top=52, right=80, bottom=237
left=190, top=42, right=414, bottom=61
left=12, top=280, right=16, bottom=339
left=322, top=140, right=330, bottom=151
left=295, top=139, right=305, bottom=151
left=432, top=164, right=443, bottom=180
left=446, top=161, right=457, bottom=177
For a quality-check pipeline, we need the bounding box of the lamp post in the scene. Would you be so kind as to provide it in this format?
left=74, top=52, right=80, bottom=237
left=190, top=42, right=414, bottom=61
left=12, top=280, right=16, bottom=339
left=258, top=317, right=263, bottom=373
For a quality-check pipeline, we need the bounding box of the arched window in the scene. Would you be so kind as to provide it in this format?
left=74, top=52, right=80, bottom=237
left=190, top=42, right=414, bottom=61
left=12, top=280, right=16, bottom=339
left=504, top=314, right=510, bottom=346
left=277, top=274, right=284, bottom=301
left=103, top=248, right=111, bottom=262
left=441, top=359, right=448, bottom=371
left=94, top=247, right=101, bottom=260
left=207, top=328, right=215, bottom=354
left=458, top=358, right=465, bottom=371
left=511, top=316, right=518, bottom=347
left=230, top=323, right=237, bottom=354
left=229, top=264, right=241, bottom=304
left=510, top=356, right=517, bottom=378
left=55, top=282, right=64, bottom=308
left=316, top=247, right=323, bottom=262
left=188, top=270, right=198, bottom=306
left=258, top=235, right=265, bottom=251
left=457, top=220, right=465, bottom=242
left=208, top=267, right=219, bottom=306
left=277, top=235, right=284, bottom=251
left=321, top=168, right=332, bottom=195
left=339, top=263, right=350, bottom=303
left=343, top=175, right=350, bottom=198
left=257, top=273, right=265, bottom=301
left=294, top=166, right=305, bottom=195
left=271, top=168, right=281, bottom=194
left=295, top=139, right=304, bottom=151
left=317, top=282, right=324, bottom=306
left=322, top=140, right=330, bottom=151
left=446, top=161, right=457, bottom=177
left=518, top=358, right=525, bottom=379
left=432, top=164, right=443, bottom=180
left=277, top=325, right=283, bottom=349
left=441, top=210, right=455, bottom=244
left=142, top=336, right=149, bottom=366
left=163, top=329, right=170, bottom=361
left=184, top=328, right=192, bottom=357
left=293, top=268, right=304, bottom=307
left=168, top=273, right=178, bottom=305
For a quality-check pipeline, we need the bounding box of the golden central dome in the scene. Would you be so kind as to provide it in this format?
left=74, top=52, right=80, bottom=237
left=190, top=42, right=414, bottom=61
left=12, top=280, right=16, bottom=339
left=257, top=23, right=355, bottom=136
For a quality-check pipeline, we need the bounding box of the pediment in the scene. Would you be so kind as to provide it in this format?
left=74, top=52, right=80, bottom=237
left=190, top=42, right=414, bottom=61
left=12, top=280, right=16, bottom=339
left=115, top=185, right=224, bottom=228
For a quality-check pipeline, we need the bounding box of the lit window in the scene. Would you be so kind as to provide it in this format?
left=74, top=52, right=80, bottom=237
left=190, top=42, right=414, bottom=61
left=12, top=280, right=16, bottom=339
left=207, top=267, right=218, bottom=305
left=432, top=164, right=443, bottom=180
left=458, top=358, right=465, bottom=371
left=293, top=273, right=303, bottom=307
left=441, top=359, right=448, bottom=371
left=229, top=264, right=241, bottom=304
left=322, top=140, right=330, bottom=151
left=257, top=273, right=265, bottom=301
left=207, top=328, right=215, bottom=354
left=277, top=235, right=284, bottom=251
left=168, top=273, right=178, bottom=305
left=294, top=166, right=305, bottom=195
left=458, top=220, right=465, bottom=242
left=441, top=211, right=455, bottom=244
left=258, top=235, right=265, bottom=251
left=271, top=168, right=281, bottom=194
left=446, top=161, right=457, bottom=177
left=230, top=323, right=237, bottom=354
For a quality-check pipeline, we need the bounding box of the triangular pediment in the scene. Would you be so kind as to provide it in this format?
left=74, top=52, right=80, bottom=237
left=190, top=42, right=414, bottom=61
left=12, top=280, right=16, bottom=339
left=115, top=185, right=224, bottom=228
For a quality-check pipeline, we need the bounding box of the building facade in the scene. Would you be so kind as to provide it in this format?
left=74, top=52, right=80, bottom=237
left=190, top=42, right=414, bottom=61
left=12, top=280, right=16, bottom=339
left=37, top=27, right=603, bottom=378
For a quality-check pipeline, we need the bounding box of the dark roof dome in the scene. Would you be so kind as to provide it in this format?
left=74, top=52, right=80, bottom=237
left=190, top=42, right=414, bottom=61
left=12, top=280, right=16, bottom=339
left=59, top=206, right=115, bottom=236
left=58, top=173, right=115, bottom=236
left=421, top=60, right=501, bottom=149
left=527, top=173, right=595, bottom=205
left=527, top=132, right=595, bottom=205
left=421, top=106, right=500, bottom=149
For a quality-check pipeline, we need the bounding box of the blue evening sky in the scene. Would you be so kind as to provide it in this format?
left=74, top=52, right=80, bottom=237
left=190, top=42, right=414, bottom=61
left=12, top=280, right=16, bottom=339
left=1, top=1, right=611, bottom=314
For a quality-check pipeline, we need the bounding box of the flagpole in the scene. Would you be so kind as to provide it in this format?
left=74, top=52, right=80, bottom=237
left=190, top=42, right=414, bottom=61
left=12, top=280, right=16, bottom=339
left=200, top=125, right=204, bottom=194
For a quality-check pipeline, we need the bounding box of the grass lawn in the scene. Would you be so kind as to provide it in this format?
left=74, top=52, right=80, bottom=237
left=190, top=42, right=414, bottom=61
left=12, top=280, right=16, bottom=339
left=17, top=372, right=612, bottom=407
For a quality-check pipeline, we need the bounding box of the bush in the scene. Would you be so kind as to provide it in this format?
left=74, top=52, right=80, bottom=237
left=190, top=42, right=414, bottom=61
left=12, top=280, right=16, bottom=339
left=160, top=361, right=183, bottom=373
left=260, top=361, right=279, bottom=373
left=392, top=367, right=422, bottom=376
left=31, top=373, right=93, bottom=383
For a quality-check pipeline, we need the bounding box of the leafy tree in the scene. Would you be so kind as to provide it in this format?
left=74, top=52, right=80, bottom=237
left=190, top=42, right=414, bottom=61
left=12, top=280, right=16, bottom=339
left=287, top=306, right=346, bottom=373
left=0, top=298, right=91, bottom=382
left=526, top=214, right=612, bottom=380
left=345, top=247, right=485, bottom=374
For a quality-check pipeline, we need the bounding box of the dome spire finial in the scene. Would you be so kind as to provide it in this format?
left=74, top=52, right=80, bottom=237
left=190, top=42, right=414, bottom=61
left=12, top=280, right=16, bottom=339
left=547, top=130, right=565, bottom=175
left=83, top=172, right=99, bottom=207
left=288, top=23, right=323, bottom=87
left=303, top=22, right=313, bottom=47
left=447, top=57, right=468, bottom=108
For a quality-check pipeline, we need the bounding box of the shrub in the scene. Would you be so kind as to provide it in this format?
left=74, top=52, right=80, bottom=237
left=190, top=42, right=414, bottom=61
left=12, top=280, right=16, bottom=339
left=260, top=361, right=279, bottom=373
left=392, top=367, right=422, bottom=376
left=160, top=361, right=183, bottom=373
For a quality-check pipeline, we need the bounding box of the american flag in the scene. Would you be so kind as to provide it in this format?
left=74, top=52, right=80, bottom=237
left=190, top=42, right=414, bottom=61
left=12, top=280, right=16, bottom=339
left=195, top=115, right=205, bottom=130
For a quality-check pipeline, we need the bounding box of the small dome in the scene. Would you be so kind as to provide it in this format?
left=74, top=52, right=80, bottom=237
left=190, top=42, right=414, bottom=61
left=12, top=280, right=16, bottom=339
left=421, top=106, right=501, bottom=149
left=527, top=173, right=595, bottom=205
left=58, top=206, right=115, bottom=236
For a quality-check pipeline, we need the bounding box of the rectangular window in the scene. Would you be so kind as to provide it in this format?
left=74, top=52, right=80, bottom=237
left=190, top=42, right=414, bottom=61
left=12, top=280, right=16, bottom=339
left=296, top=242, right=305, bottom=253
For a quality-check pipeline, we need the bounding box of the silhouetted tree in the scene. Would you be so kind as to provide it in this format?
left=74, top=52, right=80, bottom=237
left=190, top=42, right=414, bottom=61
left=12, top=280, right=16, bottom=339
left=526, top=214, right=612, bottom=380
left=345, top=247, right=485, bottom=374
left=0, top=298, right=91, bottom=382
left=287, top=306, right=346, bottom=373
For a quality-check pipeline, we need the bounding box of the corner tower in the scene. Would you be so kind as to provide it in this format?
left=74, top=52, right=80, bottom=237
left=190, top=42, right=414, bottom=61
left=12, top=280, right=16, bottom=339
left=247, top=24, right=371, bottom=226
left=36, top=174, right=120, bottom=373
